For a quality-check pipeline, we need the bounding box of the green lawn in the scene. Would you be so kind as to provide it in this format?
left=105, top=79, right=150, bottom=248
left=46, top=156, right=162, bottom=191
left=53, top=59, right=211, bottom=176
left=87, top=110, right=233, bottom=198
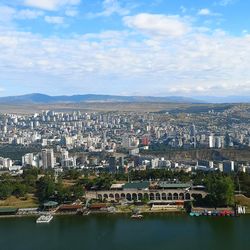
left=0, top=194, right=39, bottom=208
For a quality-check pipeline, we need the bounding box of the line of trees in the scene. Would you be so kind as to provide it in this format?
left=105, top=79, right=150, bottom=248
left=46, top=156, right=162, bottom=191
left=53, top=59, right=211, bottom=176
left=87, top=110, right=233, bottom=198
left=0, top=167, right=245, bottom=208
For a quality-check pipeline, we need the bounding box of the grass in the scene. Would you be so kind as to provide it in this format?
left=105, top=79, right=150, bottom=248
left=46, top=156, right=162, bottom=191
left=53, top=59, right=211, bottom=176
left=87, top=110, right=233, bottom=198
left=62, top=179, right=77, bottom=187
left=0, top=194, right=39, bottom=208
left=235, top=194, right=250, bottom=213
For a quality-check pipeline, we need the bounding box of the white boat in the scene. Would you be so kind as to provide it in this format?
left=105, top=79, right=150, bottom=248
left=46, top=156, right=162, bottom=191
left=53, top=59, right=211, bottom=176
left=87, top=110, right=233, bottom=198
left=131, top=214, right=143, bottom=219
left=83, top=211, right=90, bottom=216
left=36, top=214, right=53, bottom=224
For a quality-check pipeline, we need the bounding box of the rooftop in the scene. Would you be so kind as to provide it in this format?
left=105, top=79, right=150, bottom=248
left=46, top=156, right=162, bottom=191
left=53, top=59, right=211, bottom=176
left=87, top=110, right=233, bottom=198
left=0, top=207, right=18, bottom=213
left=43, top=201, right=58, bottom=207
left=158, top=182, right=191, bottom=189
left=123, top=181, right=150, bottom=190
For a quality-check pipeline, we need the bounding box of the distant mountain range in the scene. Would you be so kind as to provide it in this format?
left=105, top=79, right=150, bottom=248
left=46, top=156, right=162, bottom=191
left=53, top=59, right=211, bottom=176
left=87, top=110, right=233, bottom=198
left=0, top=93, right=250, bottom=104
left=0, top=93, right=203, bottom=104
left=195, top=96, right=250, bottom=103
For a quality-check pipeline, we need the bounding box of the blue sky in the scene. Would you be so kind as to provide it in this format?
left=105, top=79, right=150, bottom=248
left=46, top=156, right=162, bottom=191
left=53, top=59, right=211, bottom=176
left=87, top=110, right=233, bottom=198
left=0, top=0, right=250, bottom=97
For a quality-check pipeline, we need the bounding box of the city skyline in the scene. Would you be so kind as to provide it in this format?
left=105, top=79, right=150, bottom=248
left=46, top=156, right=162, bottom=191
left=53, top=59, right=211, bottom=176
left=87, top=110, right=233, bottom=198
left=1, top=0, right=250, bottom=97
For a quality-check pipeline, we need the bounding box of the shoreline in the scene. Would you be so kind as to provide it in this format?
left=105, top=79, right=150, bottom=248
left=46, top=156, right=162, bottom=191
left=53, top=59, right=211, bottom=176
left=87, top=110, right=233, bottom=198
left=1, top=209, right=249, bottom=219
left=0, top=208, right=187, bottom=219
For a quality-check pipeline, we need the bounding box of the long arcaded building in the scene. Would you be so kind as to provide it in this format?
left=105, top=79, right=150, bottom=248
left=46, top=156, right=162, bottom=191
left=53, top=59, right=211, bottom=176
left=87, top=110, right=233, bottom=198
left=85, top=181, right=207, bottom=202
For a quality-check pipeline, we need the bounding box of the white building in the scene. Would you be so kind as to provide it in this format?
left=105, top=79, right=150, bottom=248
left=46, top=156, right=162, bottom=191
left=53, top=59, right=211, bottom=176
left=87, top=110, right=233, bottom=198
left=22, top=153, right=34, bottom=167
left=41, top=149, right=55, bottom=169
left=0, top=157, right=13, bottom=169
left=209, top=135, right=215, bottom=148
left=223, top=161, right=235, bottom=173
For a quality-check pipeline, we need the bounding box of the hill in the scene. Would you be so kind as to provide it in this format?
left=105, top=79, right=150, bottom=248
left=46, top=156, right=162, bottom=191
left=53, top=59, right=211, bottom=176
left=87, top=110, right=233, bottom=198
left=0, top=93, right=203, bottom=104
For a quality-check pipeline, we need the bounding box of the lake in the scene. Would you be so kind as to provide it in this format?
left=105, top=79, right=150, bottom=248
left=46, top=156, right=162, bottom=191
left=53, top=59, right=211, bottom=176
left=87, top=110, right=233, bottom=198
left=0, top=214, right=248, bottom=250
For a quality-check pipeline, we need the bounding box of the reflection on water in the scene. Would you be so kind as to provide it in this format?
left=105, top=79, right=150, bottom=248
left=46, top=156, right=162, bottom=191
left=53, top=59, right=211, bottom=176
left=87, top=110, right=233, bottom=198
left=0, top=214, right=249, bottom=250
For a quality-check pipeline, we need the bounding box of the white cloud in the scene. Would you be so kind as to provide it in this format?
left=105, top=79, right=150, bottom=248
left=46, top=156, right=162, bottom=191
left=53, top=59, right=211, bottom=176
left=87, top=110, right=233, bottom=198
left=180, top=6, right=187, bottom=14
left=65, top=9, right=78, bottom=17
left=88, top=0, right=130, bottom=18
left=44, top=16, right=64, bottom=24
left=16, top=9, right=44, bottom=19
left=123, top=13, right=190, bottom=37
left=0, top=5, right=16, bottom=23
left=0, top=5, right=44, bottom=24
left=198, top=8, right=211, bottom=16
left=197, top=8, right=220, bottom=16
left=23, top=0, right=81, bottom=11
left=1, top=12, right=250, bottom=96
left=218, top=0, right=234, bottom=6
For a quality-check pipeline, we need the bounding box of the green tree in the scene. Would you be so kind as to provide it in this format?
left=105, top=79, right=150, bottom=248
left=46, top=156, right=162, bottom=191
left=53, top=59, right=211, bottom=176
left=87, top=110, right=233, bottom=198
left=23, top=168, right=39, bottom=192
left=13, top=183, right=27, bottom=198
left=36, top=175, right=56, bottom=202
left=64, top=169, right=81, bottom=180
left=55, top=180, right=71, bottom=203
left=71, top=184, right=84, bottom=199
left=0, top=182, right=13, bottom=199
left=205, top=175, right=234, bottom=208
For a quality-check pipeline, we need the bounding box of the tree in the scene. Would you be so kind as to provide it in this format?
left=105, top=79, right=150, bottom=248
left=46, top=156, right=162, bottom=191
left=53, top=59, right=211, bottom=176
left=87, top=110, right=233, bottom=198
left=64, top=169, right=81, bottom=180
left=71, top=184, right=84, bottom=199
left=0, top=182, right=13, bottom=199
left=205, top=175, right=234, bottom=208
left=13, top=183, right=27, bottom=198
left=56, top=181, right=71, bottom=203
left=36, top=175, right=56, bottom=202
left=22, top=168, right=39, bottom=192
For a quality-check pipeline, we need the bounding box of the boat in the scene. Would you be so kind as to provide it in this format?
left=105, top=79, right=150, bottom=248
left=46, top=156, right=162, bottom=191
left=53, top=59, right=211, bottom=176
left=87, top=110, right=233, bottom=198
left=83, top=210, right=90, bottom=216
left=131, top=214, right=143, bottom=219
left=189, top=212, right=200, bottom=217
left=190, top=209, right=237, bottom=217
left=36, top=214, right=53, bottom=223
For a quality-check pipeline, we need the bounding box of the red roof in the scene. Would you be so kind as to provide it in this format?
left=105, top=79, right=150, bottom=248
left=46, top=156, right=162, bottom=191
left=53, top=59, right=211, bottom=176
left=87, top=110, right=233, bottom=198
left=59, top=204, right=82, bottom=210
left=89, top=203, right=107, bottom=209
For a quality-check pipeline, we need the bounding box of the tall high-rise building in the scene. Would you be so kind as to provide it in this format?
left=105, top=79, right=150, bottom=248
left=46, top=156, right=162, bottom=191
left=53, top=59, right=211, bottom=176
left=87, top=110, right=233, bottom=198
left=209, top=135, right=215, bottom=148
left=223, top=161, right=235, bottom=173
left=141, top=135, right=150, bottom=146
left=190, top=124, right=196, bottom=137
left=103, top=130, right=107, bottom=145
left=190, top=124, right=197, bottom=148
left=22, top=153, right=34, bottom=167
left=42, top=149, right=55, bottom=169
left=215, top=136, right=222, bottom=148
left=61, top=148, right=69, bottom=160
left=109, top=156, right=117, bottom=173
left=122, top=134, right=131, bottom=148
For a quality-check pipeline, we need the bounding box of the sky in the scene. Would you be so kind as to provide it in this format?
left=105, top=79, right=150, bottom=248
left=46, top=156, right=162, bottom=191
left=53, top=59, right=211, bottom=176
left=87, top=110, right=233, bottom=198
left=0, top=0, right=250, bottom=97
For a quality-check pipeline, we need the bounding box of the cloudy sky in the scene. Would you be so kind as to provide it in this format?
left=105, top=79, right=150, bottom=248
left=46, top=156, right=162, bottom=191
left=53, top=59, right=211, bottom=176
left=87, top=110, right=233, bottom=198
left=0, top=0, right=249, bottom=97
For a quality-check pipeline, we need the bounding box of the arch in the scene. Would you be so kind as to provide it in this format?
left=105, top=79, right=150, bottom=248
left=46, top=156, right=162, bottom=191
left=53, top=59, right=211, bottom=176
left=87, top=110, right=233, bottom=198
left=109, top=193, right=114, bottom=199
left=115, top=193, right=120, bottom=200
left=98, top=194, right=102, bottom=200
left=192, top=193, right=202, bottom=201
left=144, top=193, right=149, bottom=200
left=121, top=193, right=126, bottom=199
left=132, top=193, right=138, bottom=201
left=156, top=193, right=161, bottom=200
left=185, top=193, right=191, bottom=200
left=167, top=193, right=173, bottom=200
left=173, top=193, right=178, bottom=200
left=150, top=193, right=155, bottom=200
left=138, top=193, right=143, bottom=201
left=161, top=193, right=167, bottom=200
left=126, top=193, right=132, bottom=201
left=179, top=193, right=184, bottom=200
left=103, top=194, right=108, bottom=199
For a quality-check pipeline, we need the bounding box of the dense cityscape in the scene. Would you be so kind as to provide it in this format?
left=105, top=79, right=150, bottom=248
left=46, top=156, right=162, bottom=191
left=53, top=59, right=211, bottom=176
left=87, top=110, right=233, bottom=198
left=1, top=104, right=250, bottom=175
left=0, top=104, right=249, bottom=217
left=1, top=0, right=250, bottom=249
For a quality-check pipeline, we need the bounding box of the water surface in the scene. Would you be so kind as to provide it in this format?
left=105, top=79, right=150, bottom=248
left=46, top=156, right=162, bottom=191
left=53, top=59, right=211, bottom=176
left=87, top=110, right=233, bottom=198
left=0, top=214, right=248, bottom=250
